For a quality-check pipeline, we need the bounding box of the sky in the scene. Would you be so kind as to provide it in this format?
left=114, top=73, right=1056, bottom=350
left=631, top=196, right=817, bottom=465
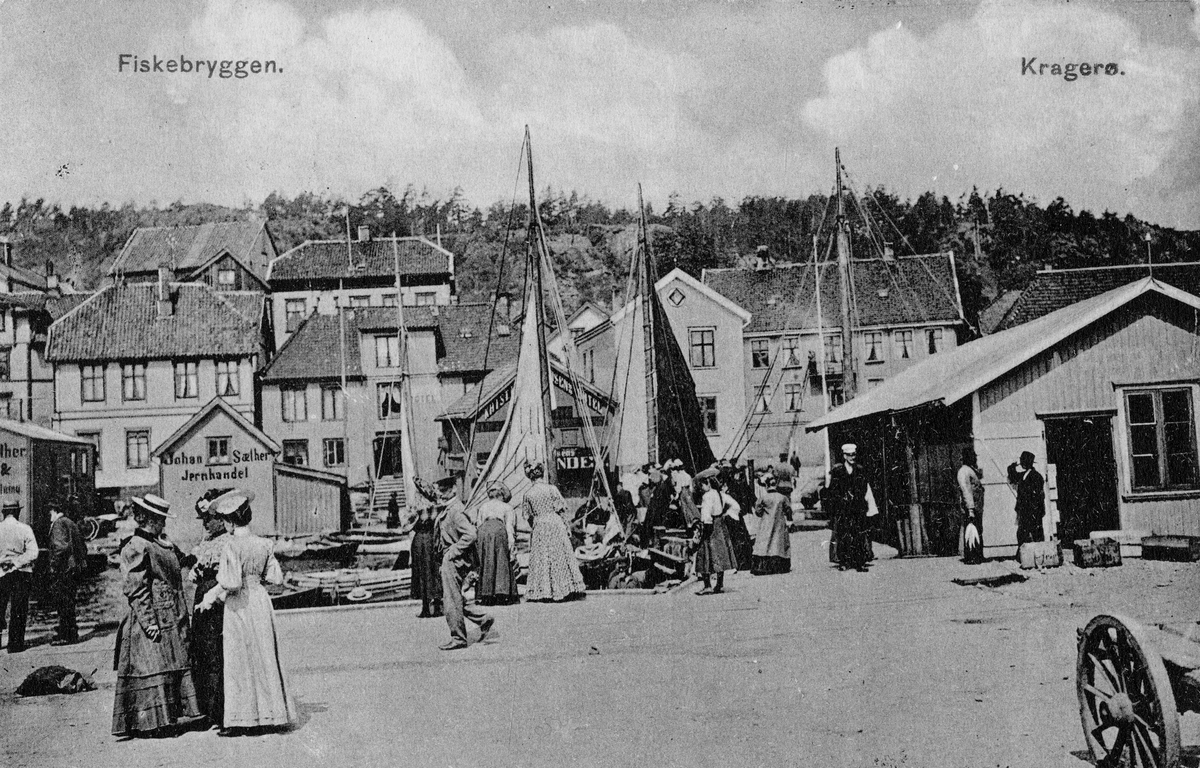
left=1, top=0, right=1198, bottom=228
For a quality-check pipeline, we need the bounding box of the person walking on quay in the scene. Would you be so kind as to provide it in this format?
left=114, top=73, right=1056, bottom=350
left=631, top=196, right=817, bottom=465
left=957, top=449, right=985, bottom=565
left=827, top=444, right=873, bottom=572
left=1007, top=451, right=1046, bottom=545
left=751, top=467, right=793, bottom=575
left=435, top=473, right=495, bottom=651
left=405, top=479, right=444, bottom=619
left=112, top=495, right=201, bottom=738
left=197, top=490, right=295, bottom=734
left=0, top=500, right=37, bottom=653
left=475, top=482, right=518, bottom=606
left=693, top=469, right=737, bottom=594
left=189, top=489, right=231, bottom=725
left=523, top=461, right=586, bottom=602
left=48, top=502, right=88, bottom=646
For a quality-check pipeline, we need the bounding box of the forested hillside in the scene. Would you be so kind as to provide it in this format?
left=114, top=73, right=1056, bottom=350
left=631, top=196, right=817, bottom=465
left=2, top=184, right=1197, bottom=325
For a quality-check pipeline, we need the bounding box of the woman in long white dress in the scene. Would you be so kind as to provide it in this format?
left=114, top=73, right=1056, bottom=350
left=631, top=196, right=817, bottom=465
left=198, top=490, right=295, bottom=734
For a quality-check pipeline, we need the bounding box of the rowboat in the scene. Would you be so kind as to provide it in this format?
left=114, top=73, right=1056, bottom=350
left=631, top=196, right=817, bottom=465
left=273, top=534, right=360, bottom=561
left=328, top=529, right=411, bottom=556
left=283, top=567, right=411, bottom=602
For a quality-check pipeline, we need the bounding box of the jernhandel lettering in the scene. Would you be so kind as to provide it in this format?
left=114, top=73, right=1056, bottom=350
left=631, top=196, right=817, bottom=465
left=1021, top=57, right=1123, bottom=81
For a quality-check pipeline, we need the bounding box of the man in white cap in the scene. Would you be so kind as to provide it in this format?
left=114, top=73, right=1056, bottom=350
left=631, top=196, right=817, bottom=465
left=825, top=443, right=873, bottom=572
left=0, top=500, right=37, bottom=652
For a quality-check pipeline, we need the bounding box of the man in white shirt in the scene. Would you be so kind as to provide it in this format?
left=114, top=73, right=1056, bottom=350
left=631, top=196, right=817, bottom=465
left=0, top=500, right=39, bottom=653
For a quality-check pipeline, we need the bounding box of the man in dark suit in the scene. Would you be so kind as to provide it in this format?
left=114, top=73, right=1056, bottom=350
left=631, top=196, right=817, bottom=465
left=1007, top=451, right=1046, bottom=545
left=49, top=503, right=88, bottom=645
left=436, top=473, right=494, bottom=651
left=826, top=443, right=873, bottom=572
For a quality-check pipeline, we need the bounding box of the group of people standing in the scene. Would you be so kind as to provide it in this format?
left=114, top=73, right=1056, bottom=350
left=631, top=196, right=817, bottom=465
left=111, top=490, right=295, bottom=739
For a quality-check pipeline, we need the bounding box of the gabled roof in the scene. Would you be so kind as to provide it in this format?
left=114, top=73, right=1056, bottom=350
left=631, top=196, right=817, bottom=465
left=109, top=222, right=269, bottom=278
left=703, top=254, right=961, bottom=334
left=0, top=419, right=93, bottom=445
left=46, top=284, right=265, bottom=363
left=995, top=262, right=1200, bottom=331
left=807, top=277, right=1200, bottom=431
left=978, top=290, right=1023, bottom=334
left=152, top=397, right=280, bottom=458
left=438, top=359, right=619, bottom=421
left=267, top=236, right=453, bottom=284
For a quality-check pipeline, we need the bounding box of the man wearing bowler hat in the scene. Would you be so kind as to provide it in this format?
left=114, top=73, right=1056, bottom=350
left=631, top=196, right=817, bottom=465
left=435, top=472, right=495, bottom=651
left=0, top=500, right=38, bottom=652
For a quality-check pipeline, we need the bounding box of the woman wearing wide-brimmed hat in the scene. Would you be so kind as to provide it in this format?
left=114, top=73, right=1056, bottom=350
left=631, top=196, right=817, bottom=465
left=474, top=482, right=518, bottom=605
left=522, top=461, right=585, bottom=602
left=112, top=495, right=202, bottom=737
left=196, top=490, right=295, bottom=734
left=404, top=477, right=444, bottom=618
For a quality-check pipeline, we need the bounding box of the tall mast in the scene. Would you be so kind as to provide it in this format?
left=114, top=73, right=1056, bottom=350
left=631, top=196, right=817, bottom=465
left=836, top=148, right=856, bottom=401
left=393, top=233, right=418, bottom=507
left=637, top=184, right=659, bottom=467
left=814, top=234, right=832, bottom=478
left=525, top=127, right=557, bottom=485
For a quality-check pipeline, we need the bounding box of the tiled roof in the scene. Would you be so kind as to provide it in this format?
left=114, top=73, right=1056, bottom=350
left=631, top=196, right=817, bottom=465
left=978, top=290, right=1023, bottom=335
left=703, top=254, right=961, bottom=334
left=261, top=302, right=520, bottom=383
left=268, top=237, right=452, bottom=284
left=0, top=291, right=93, bottom=319
left=109, top=222, right=268, bottom=277
left=46, top=284, right=265, bottom=362
left=996, top=262, right=1200, bottom=331
left=0, top=263, right=49, bottom=291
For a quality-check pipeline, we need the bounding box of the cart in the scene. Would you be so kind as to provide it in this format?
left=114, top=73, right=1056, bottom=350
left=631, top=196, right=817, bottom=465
left=1076, top=613, right=1200, bottom=767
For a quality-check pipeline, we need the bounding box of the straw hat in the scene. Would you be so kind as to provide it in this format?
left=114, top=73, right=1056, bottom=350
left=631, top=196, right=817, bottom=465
left=0, top=499, right=20, bottom=517
left=209, top=489, right=255, bottom=518
left=346, top=586, right=373, bottom=602
left=131, top=494, right=175, bottom=519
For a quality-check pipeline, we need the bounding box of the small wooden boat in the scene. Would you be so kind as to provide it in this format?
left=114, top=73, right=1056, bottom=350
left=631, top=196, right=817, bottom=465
left=270, top=586, right=329, bottom=610
left=283, top=567, right=411, bottom=602
left=274, top=535, right=360, bottom=561
left=328, top=529, right=411, bottom=556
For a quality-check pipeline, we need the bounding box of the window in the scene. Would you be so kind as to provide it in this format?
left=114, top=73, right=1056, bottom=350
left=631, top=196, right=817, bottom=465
left=207, top=436, right=231, bottom=465
left=174, top=361, right=198, bottom=399
left=824, top=334, right=842, bottom=365
left=0, top=348, right=10, bottom=382
left=323, top=438, right=346, bottom=468
left=0, top=311, right=6, bottom=332
left=689, top=328, right=716, bottom=368
left=121, top=363, right=146, bottom=401
left=281, top=386, right=308, bottom=422
left=781, top=336, right=804, bottom=368
left=381, top=293, right=398, bottom=307
left=217, top=268, right=236, bottom=288
left=77, top=431, right=100, bottom=471
left=321, top=386, right=344, bottom=421
left=285, top=299, right=307, bottom=332
left=784, top=383, right=804, bottom=412
left=750, top=339, right=770, bottom=369
left=864, top=332, right=884, bottom=363
left=926, top=328, right=943, bottom=355
left=350, top=295, right=371, bottom=308
left=1126, top=388, right=1198, bottom=491
left=415, top=292, right=437, bottom=306
left=81, top=365, right=106, bottom=402
left=895, top=330, right=914, bottom=360
left=282, top=440, right=309, bottom=467
left=753, top=386, right=770, bottom=414
left=375, top=335, right=400, bottom=368
left=126, top=430, right=150, bottom=469
left=378, top=383, right=402, bottom=419
left=216, top=360, right=240, bottom=397
left=582, top=349, right=595, bottom=384
left=698, top=396, right=718, bottom=434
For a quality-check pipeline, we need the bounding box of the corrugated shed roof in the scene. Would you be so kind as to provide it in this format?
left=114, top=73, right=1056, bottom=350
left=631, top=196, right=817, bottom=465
left=703, top=254, right=961, bottom=334
left=46, top=284, right=264, bottom=362
left=807, top=277, right=1200, bottom=431
left=996, top=262, right=1200, bottom=331
left=268, top=237, right=452, bottom=284
left=109, top=222, right=267, bottom=276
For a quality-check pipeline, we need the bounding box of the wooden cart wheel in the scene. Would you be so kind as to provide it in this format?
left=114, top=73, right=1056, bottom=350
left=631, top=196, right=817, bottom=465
left=81, top=517, right=101, bottom=541
left=1077, top=614, right=1181, bottom=768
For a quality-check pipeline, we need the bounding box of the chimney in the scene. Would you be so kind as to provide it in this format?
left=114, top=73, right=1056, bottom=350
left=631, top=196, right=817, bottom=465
left=157, top=264, right=174, bottom=318
left=45, top=260, right=59, bottom=292
left=357, top=225, right=371, bottom=243
left=0, top=237, right=11, bottom=267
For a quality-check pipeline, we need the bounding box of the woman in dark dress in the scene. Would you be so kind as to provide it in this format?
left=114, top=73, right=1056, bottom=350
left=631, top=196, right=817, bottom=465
left=474, top=482, right=518, bottom=606
left=189, top=489, right=230, bottom=726
left=401, top=479, right=443, bottom=618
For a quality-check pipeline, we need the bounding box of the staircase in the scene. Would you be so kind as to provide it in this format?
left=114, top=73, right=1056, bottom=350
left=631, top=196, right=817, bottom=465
left=369, top=475, right=408, bottom=518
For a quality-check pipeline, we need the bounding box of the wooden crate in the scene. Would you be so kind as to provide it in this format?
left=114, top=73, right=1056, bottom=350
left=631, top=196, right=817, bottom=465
left=1141, top=536, right=1200, bottom=562
left=1073, top=537, right=1122, bottom=568
left=1018, top=541, right=1062, bottom=570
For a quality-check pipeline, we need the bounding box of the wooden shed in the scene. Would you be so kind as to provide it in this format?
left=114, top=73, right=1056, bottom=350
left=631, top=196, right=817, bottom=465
left=808, top=278, right=1200, bottom=558
left=273, top=462, right=349, bottom=536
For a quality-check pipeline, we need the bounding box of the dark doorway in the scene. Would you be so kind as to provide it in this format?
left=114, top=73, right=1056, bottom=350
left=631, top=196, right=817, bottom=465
left=1043, top=415, right=1120, bottom=543
left=373, top=434, right=403, bottom=477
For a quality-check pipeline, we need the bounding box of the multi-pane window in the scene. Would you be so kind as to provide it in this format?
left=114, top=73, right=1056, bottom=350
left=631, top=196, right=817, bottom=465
left=285, top=299, right=307, bottom=332
left=375, top=335, right=400, bottom=368
left=0, top=347, right=10, bottom=382
left=864, top=332, right=884, bottom=363
left=823, top=335, right=842, bottom=365
left=323, top=438, right=346, bottom=468
left=81, top=365, right=106, bottom=402
left=381, top=293, right=398, bottom=307
left=77, top=431, right=101, bottom=471
left=281, top=386, right=308, bottom=422
left=216, top=360, right=240, bottom=397
left=282, top=440, right=309, bottom=467
left=207, top=436, right=231, bottom=465
left=126, top=430, right=150, bottom=469
left=689, top=328, right=716, bottom=368
left=122, top=363, right=146, bottom=401
left=751, top=339, right=770, bottom=369
left=415, top=292, right=437, bottom=306
left=784, top=383, right=804, bottom=412
left=174, top=361, right=198, bottom=399
left=350, top=296, right=371, bottom=308
left=1126, top=388, right=1198, bottom=491
left=781, top=336, right=803, bottom=368
left=698, top=396, right=718, bottom=434
left=378, top=383, right=402, bottom=419
left=926, top=328, right=943, bottom=355
left=895, top=330, right=914, bottom=360
left=321, top=386, right=344, bottom=421
left=217, top=268, right=237, bottom=288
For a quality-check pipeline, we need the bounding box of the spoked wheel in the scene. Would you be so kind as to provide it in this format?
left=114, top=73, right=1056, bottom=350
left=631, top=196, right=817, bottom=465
left=1077, top=614, right=1180, bottom=768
